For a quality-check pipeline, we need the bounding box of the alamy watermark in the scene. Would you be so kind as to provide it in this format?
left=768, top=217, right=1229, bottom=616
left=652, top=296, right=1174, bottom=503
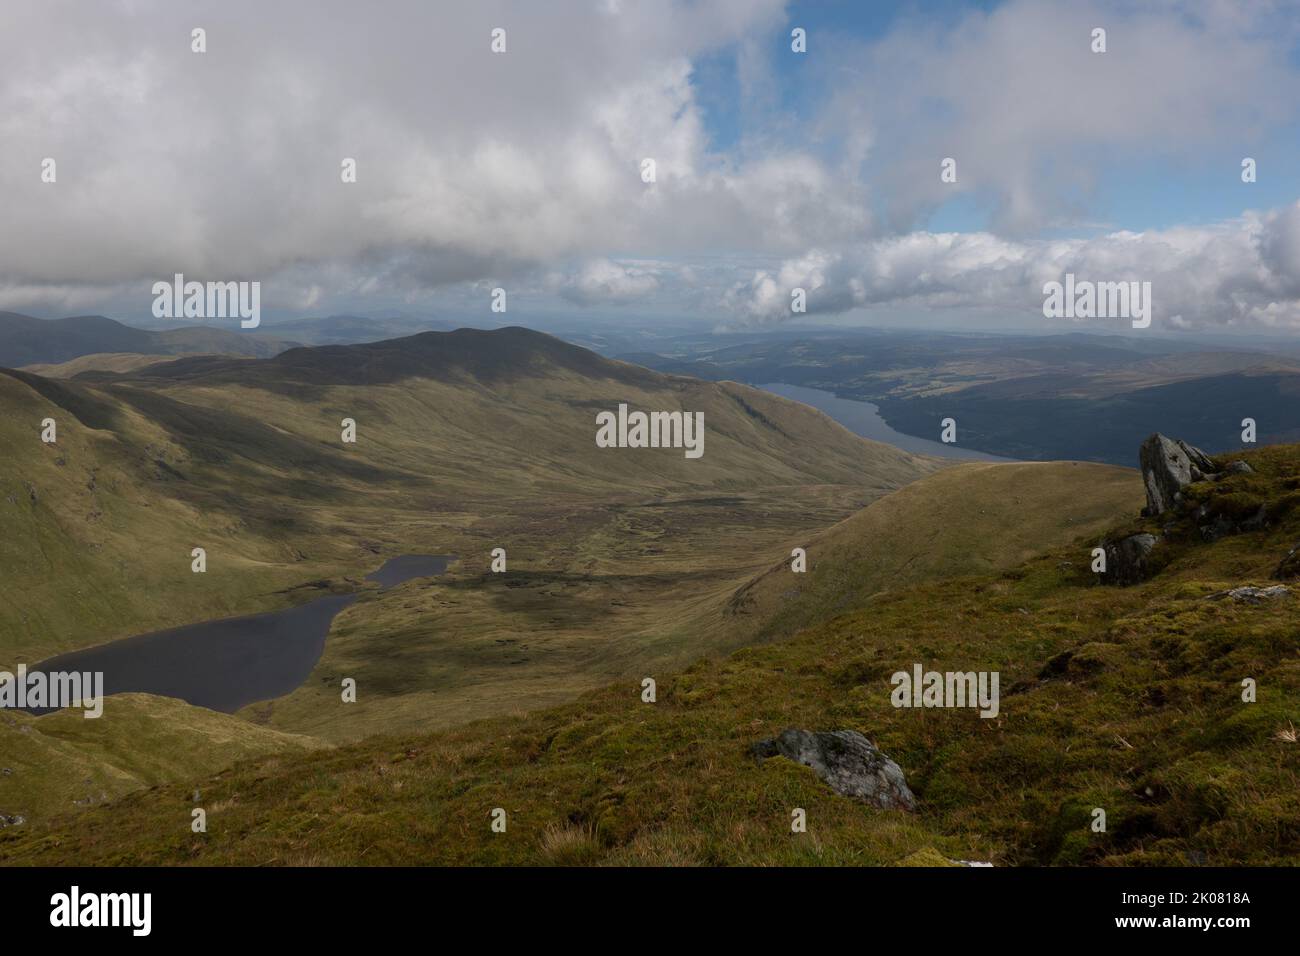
left=50, top=886, right=150, bottom=936
left=890, top=663, right=999, bottom=718
left=151, top=273, right=261, bottom=328
left=0, top=664, right=104, bottom=718
left=1043, top=273, right=1151, bottom=329
left=596, top=403, right=704, bottom=459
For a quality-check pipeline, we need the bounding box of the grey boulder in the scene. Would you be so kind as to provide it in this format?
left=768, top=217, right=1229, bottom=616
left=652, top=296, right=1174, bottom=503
left=751, top=729, right=917, bottom=811
left=1139, top=433, right=1218, bottom=516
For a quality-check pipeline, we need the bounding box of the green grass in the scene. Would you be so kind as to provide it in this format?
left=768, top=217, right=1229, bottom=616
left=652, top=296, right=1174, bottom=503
left=0, top=328, right=940, bottom=817
left=242, top=463, right=1139, bottom=744
left=5, top=445, right=1296, bottom=866
left=0, top=694, right=322, bottom=826
left=1, top=330, right=936, bottom=672
left=730, top=460, right=1143, bottom=643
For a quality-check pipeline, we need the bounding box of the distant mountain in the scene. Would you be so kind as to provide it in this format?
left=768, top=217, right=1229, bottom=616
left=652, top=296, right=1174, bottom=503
left=0, top=312, right=294, bottom=368
left=0, top=325, right=937, bottom=671
left=256, top=314, right=455, bottom=345
left=136, top=326, right=665, bottom=390
left=875, top=369, right=1300, bottom=463
left=18, top=353, right=186, bottom=379
left=619, top=329, right=1300, bottom=464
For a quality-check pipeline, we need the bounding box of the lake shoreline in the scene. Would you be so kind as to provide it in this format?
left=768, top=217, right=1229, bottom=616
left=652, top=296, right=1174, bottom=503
left=758, top=383, right=1019, bottom=463
left=23, top=554, right=455, bottom=716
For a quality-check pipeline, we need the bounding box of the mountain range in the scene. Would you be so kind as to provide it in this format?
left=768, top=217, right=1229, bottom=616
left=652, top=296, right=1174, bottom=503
left=0, top=318, right=1295, bottom=867
left=619, top=329, right=1300, bottom=464
left=0, top=312, right=294, bottom=368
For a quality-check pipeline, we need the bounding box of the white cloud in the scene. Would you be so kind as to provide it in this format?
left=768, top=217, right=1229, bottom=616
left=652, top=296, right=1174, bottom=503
left=555, top=258, right=662, bottom=305
left=823, top=0, right=1300, bottom=235
left=0, top=0, right=801, bottom=311
left=722, top=203, right=1300, bottom=329
left=1, top=0, right=1299, bottom=332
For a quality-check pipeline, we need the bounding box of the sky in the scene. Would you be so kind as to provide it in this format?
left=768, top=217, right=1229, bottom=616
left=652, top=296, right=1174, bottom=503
left=1, top=0, right=1299, bottom=335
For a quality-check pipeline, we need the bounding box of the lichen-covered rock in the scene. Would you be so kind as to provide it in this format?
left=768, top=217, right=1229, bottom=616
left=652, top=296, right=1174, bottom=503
left=751, top=728, right=916, bottom=811
left=1139, top=433, right=1218, bottom=516
left=895, top=848, right=994, bottom=867
left=1206, top=585, right=1290, bottom=604
left=1101, top=532, right=1158, bottom=586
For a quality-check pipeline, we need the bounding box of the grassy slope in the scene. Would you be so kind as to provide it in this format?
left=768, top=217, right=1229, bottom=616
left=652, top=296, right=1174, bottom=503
left=21, top=353, right=202, bottom=378
left=0, top=329, right=939, bottom=816
left=182, top=348, right=939, bottom=739
left=0, top=370, right=360, bottom=667
left=728, top=461, right=1143, bottom=642
left=239, top=478, right=967, bottom=742
left=1, top=329, right=934, bottom=670
left=0, top=313, right=293, bottom=367
left=0, top=694, right=322, bottom=826
left=9, top=445, right=1294, bottom=866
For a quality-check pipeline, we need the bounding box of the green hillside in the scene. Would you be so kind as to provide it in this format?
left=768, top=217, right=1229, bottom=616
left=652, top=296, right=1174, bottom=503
left=6, top=443, right=1294, bottom=866
left=0, top=327, right=942, bottom=820
left=0, top=694, right=322, bottom=827
left=0, top=312, right=292, bottom=367
left=0, top=327, right=935, bottom=669
left=0, top=368, right=364, bottom=666
left=728, top=460, right=1143, bottom=642
left=22, top=353, right=199, bottom=378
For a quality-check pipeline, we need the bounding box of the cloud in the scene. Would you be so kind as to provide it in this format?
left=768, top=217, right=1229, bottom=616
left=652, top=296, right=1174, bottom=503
left=0, top=0, right=808, bottom=310
left=819, top=0, right=1300, bottom=234
left=555, top=258, right=661, bottom=305
left=1, top=0, right=1298, bottom=331
left=722, top=202, right=1300, bottom=330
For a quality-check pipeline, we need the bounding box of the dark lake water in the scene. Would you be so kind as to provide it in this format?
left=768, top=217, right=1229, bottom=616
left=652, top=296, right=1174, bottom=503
left=759, top=383, right=1018, bottom=462
left=27, top=554, right=452, bottom=715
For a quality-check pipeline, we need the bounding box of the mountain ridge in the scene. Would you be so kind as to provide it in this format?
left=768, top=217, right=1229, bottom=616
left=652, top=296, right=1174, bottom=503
left=127, top=325, right=663, bottom=389
left=0, top=311, right=293, bottom=367
left=0, top=326, right=937, bottom=739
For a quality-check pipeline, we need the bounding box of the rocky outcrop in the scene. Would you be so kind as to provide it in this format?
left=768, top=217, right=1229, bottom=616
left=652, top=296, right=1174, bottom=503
left=1101, top=532, right=1158, bottom=585
left=751, top=728, right=916, bottom=811
left=1206, top=585, right=1290, bottom=604
left=1138, top=435, right=1269, bottom=541
left=1196, top=501, right=1268, bottom=542
left=1139, top=433, right=1218, bottom=516
left=1275, top=543, right=1300, bottom=580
